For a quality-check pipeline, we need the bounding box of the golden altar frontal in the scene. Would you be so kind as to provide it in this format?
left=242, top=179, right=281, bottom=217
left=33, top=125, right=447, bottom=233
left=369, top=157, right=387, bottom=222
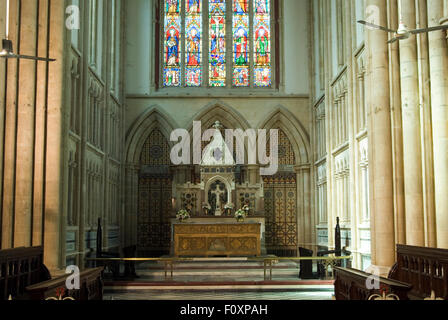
left=173, top=223, right=262, bottom=257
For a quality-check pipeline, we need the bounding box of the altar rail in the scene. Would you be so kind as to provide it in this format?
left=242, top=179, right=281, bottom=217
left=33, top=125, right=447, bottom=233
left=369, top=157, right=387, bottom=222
left=86, top=256, right=352, bottom=281
left=388, top=245, right=448, bottom=300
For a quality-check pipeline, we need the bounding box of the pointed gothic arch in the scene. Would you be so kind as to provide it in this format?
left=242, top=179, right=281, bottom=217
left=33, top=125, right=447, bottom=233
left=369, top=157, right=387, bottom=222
left=258, top=106, right=311, bottom=166
left=187, top=101, right=252, bottom=133
left=125, top=106, right=179, bottom=165
left=258, top=106, right=312, bottom=256
left=124, top=106, right=179, bottom=255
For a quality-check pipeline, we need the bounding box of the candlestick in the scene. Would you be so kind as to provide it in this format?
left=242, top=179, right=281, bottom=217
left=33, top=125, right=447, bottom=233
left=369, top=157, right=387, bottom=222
left=5, top=0, right=9, bottom=39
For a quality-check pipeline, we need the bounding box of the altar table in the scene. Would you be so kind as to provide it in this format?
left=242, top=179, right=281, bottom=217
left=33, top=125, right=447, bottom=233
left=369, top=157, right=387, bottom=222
left=173, top=222, right=262, bottom=257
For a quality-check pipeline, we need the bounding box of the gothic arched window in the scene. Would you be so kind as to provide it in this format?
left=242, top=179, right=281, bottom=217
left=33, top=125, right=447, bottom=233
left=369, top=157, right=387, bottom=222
left=157, top=0, right=278, bottom=89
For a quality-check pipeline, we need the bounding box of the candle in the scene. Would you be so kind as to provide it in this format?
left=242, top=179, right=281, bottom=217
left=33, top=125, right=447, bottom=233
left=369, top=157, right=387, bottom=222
left=5, top=0, right=9, bottom=39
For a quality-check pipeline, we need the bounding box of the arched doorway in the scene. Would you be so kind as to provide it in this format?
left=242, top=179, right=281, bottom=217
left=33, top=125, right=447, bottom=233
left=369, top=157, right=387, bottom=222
left=263, top=129, right=298, bottom=257
left=137, top=129, right=173, bottom=256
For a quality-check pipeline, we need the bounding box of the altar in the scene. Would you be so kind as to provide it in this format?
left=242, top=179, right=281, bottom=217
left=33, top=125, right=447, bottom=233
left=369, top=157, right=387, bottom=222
left=171, top=217, right=266, bottom=257
left=169, top=121, right=267, bottom=257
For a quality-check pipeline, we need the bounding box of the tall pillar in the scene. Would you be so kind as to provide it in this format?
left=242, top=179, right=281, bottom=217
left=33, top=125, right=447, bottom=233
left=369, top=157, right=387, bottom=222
left=388, top=0, right=406, bottom=246
left=365, top=0, right=396, bottom=268
left=0, top=0, right=7, bottom=249
left=417, top=0, right=436, bottom=247
left=124, top=164, right=139, bottom=248
left=428, top=0, right=448, bottom=248
left=295, top=166, right=305, bottom=247
left=14, top=0, right=38, bottom=247
left=399, top=0, right=425, bottom=246
left=247, top=165, right=259, bottom=185
left=44, top=0, right=66, bottom=271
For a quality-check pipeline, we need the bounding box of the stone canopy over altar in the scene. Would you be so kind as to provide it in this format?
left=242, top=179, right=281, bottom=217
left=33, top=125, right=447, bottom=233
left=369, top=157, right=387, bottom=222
left=173, top=121, right=264, bottom=218
left=169, top=121, right=267, bottom=257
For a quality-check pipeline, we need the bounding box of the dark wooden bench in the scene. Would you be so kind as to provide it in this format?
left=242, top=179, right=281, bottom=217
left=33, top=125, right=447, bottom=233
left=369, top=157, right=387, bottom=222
left=1, top=246, right=104, bottom=300
left=25, top=267, right=104, bottom=300
left=335, top=244, right=448, bottom=300
left=388, top=245, right=448, bottom=300
left=334, top=267, right=412, bottom=300
left=0, top=246, right=51, bottom=300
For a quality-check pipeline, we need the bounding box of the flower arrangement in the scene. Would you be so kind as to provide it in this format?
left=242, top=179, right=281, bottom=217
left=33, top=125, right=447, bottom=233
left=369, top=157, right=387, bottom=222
left=242, top=204, right=250, bottom=214
left=176, top=209, right=190, bottom=222
left=234, top=209, right=247, bottom=222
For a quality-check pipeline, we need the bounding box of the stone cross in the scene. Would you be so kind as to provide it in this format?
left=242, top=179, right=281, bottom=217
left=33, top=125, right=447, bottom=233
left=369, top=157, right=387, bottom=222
left=211, top=183, right=226, bottom=216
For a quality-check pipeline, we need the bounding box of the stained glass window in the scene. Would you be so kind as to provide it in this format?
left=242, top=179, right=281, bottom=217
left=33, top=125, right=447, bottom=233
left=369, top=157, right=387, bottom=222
left=254, top=0, right=271, bottom=87
left=164, top=0, right=181, bottom=87
left=209, top=0, right=226, bottom=87
left=161, top=0, right=273, bottom=88
left=232, top=0, right=249, bottom=87
left=185, top=0, right=202, bottom=86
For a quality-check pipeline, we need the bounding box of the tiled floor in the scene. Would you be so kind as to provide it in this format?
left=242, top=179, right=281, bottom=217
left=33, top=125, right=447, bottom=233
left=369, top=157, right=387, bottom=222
left=104, top=290, right=334, bottom=301
left=107, top=260, right=326, bottom=283
left=103, top=259, right=334, bottom=300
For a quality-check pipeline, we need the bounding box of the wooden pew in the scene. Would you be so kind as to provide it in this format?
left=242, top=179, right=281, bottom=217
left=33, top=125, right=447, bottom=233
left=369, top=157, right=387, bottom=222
left=0, top=246, right=51, bottom=300
left=388, top=245, right=448, bottom=300
left=25, top=267, right=104, bottom=300
left=1, top=246, right=104, bottom=300
left=334, top=267, right=412, bottom=300
left=335, top=245, right=448, bottom=300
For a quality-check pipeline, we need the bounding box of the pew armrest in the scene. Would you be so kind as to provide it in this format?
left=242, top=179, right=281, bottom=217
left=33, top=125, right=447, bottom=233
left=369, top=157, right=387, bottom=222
left=25, top=267, right=104, bottom=301
left=334, top=267, right=412, bottom=300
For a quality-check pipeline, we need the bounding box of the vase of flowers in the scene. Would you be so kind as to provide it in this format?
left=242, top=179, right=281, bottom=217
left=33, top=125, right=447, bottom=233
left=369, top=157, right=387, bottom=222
left=242, top=204, right=250, bottom=215
left=176, top=209, right=190, bottom=223
left=224, top=203, right=234, bottom=216
left=234, top=209, right=247, bottom=223
left=202, top=203, right=211, bottom=216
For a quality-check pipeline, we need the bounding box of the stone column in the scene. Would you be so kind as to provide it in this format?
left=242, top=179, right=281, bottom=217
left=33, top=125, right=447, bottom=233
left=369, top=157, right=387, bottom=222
left=302, top=167, right=312, bottom=245
left=14, top=0, right=38, bottom=247
left=44, top=0, right=66, bottom=271
left=0, top=0, right=7, bottom=249
left=417, top=0, right=436, bottom=247
left=388, top=0, right=406, bottom=246
left=1, top=0, right=20, bottom=249
left=247, top=165, right=259, bottom=185
left=365, top=0, right=396, bottom=268
left=124, top=164, right=139, bottom=248
left=295, top=166, right=305, bottom=247
left=294, top=165, right=312, bottom=248
left=399, top=0, right=425, bottom=246
left=428, top=0, right=448, bottom=248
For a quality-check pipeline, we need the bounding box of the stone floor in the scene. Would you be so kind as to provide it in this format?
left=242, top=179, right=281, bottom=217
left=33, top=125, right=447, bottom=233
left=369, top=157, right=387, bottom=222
left=103, top=259, right=334, bottom=300
left=104, top=259, right=327, bottom=282
left=104, top=290, right=334, bottom=300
